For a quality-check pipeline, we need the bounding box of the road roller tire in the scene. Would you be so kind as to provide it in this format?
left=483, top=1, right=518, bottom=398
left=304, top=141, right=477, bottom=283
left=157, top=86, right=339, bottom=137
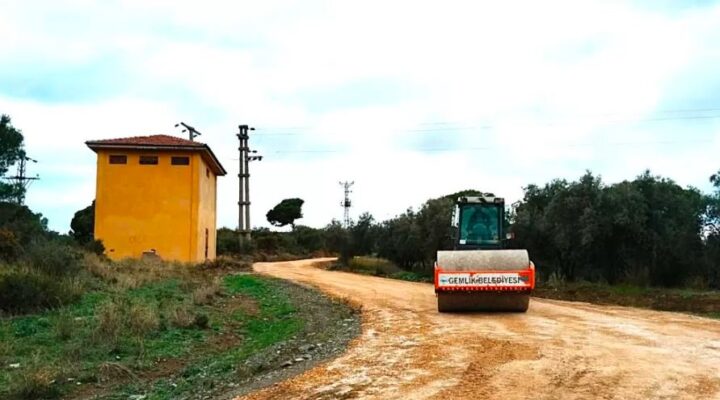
left=437, top=292, right=530, bottom=313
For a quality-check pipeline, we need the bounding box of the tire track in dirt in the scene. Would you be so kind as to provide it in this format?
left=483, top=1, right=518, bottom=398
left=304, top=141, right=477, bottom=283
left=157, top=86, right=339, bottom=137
left=237, top=259, right=720, bottom=400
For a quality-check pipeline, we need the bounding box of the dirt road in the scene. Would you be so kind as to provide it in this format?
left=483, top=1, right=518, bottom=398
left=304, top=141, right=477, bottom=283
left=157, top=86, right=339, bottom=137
left=238, top=259, right=720, bottom=400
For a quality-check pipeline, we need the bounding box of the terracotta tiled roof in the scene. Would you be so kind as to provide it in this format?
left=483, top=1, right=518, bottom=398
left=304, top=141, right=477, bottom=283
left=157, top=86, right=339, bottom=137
left=86, top=134, right=205, bottom=147
left=86, top=134, right=227, bottom=176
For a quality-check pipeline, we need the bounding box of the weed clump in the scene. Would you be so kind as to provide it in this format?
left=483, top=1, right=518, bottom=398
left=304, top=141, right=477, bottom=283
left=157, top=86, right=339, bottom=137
left=95, top=299, right=161, bottom=344
left=53, top=311, right=75, bottom=341
left=8, top=362, right=61, bottom=400
left=192, top=278, right=221, bottom=305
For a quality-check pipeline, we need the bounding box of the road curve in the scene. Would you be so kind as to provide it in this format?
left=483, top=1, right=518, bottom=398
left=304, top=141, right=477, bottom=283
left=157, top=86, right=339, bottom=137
left=238, top=259, right=720, bottom=400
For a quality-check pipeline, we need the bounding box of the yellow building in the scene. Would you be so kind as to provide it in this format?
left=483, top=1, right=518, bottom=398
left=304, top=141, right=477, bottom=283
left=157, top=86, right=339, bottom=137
left=86, top=135, right=227, bottom=262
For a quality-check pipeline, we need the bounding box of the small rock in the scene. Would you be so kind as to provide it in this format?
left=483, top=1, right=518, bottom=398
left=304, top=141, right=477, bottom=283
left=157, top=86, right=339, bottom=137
left=302, top=354, right=312, bottom=360
left=67, top=378, right=75, bottom=382
left=294, top=357, right=304, bottom=363
left=281, top=361, right=293, bottom=368
left=299, top=344, right=315, bottom=352
left=115, top=355, right=121, bottom=361
left=8, top=363, right=20, bottom=369
left=129, top=395, right=147, bottom=400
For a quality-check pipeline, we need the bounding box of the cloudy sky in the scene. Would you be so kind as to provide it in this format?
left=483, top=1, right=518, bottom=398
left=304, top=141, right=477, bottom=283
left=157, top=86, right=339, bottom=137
left=2, top=0, right=720, bottom=232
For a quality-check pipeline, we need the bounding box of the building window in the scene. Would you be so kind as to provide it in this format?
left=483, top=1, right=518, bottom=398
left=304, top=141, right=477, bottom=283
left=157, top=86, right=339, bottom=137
left=139, top=155, right=158, bottom=165
left=109, top=155, right=127, bottom=164
left=171, top=156, right=190, bottom=166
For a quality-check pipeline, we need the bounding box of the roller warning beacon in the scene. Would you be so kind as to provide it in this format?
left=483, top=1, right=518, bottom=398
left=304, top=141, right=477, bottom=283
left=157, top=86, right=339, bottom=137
left=434, top=195, right=535, bottom=312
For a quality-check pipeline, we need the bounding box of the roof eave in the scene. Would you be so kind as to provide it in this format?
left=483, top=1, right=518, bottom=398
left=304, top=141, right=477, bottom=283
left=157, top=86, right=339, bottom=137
left=85, top=142, right=227, bottom=176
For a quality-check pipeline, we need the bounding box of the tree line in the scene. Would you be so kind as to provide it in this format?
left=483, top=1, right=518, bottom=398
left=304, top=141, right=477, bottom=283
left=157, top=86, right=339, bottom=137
left=230, top=171, right=720, bottom=289
left=3, top=112, right=718, bottom=289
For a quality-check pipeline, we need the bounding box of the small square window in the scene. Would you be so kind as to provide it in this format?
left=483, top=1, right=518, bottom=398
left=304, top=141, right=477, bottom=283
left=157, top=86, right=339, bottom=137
left=109, top=155, right=127, bottom=164
left=139, top=155, right=158, bottom=165
left=171, top=156, right=190, bottom=166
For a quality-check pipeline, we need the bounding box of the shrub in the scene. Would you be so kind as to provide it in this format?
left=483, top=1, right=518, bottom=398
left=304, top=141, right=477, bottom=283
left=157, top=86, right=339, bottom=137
left=0, top=202, right=47, bottom=246
left=94, top=300, right=124, bottom=345
left=8, top=363, right=62, bottom=400
left=167, top=305, right=195, bottom=328
left=194, top=313, right=209, bottom=329
left=0, top=228, right=22, bottom=261
left=127, top=303, right=160, bottom=337
left=25, top=241, right=83, bottom=277
left=192, top=279, right=221, bottom=305
left=0, top=269, right=83, bottom=314
left=82, top=239, right=105, bottom=256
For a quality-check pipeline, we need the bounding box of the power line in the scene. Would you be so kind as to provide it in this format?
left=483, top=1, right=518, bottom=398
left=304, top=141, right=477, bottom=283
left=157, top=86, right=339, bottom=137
left=264, top=138, right=714, bottom=155
left=250, top=107, right=720, bottom=135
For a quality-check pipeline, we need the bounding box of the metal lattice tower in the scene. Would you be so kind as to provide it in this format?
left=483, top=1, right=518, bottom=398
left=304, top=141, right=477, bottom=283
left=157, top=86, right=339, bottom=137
left=3, top=153, right=39, bottom=205
left=339, top=181, right=354, bottom=227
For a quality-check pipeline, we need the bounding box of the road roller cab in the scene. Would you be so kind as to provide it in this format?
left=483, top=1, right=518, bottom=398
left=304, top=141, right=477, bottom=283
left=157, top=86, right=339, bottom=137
left=434, top=195, right=535, bottom=312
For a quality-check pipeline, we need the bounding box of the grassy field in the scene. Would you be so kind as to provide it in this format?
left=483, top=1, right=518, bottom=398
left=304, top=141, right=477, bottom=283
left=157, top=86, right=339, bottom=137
left=0, top=256, right=356, bottom=400
left=337, top=256, right=720, bottom=318
left=534, top=282, right=720, bottom=318
left=331, top=256, right=431, bottom=283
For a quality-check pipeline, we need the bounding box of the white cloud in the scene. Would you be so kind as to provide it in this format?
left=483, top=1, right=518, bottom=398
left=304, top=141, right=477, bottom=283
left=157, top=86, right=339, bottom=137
left=1, top=0, right=720, bottom=231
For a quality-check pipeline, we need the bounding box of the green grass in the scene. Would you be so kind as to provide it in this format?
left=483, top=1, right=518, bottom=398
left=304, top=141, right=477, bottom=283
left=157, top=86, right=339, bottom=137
left=340, top=256, right=432, bottom=283
left=107, top=275, right=303, bottom=399
left=0, top=272, right=303, bottom=400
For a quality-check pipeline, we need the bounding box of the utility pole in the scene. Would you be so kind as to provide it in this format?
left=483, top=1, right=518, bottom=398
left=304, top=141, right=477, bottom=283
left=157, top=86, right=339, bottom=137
left=339, top=181, right=354, bottom=228
left=175, top=122, right=202, bottom=141
left=237, top=125, right=263, bottom=244
left=3, top=153, right=39, bottom=205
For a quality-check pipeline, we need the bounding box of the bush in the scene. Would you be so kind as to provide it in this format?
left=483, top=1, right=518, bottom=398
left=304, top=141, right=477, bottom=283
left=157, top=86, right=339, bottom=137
left=94, top=300, right=124, bottom=345
left=127, top=303, right=160, bottom=337
left=82, top=239, right=105, bottom=256
left=0, top=269, right=82, bottom=313
left=25, top=241, right=83, bottom=277
left=194, top=313, right=209, bottom=329
left=0, top=228, right=22, bottom=261
left=8, top=363, right=62, bottom=400
left=192, top=279, right=221, bottom=305
left=216, top=228, right=241, bottom=255
left=95, top=299, right=161, bottom=344
left=167, top=305, right=195, bottom=328
left=0, top=202, right=47, bottom=246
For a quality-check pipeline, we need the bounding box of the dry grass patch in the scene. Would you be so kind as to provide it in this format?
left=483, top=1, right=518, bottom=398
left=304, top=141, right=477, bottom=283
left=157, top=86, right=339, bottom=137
left=8, top=360, right=61, bottom=400
left=192, top=277, right=222, bottom=305
left=53, top=310, right=74, bottom=341
left=127, top=303, right=160, bottom=337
